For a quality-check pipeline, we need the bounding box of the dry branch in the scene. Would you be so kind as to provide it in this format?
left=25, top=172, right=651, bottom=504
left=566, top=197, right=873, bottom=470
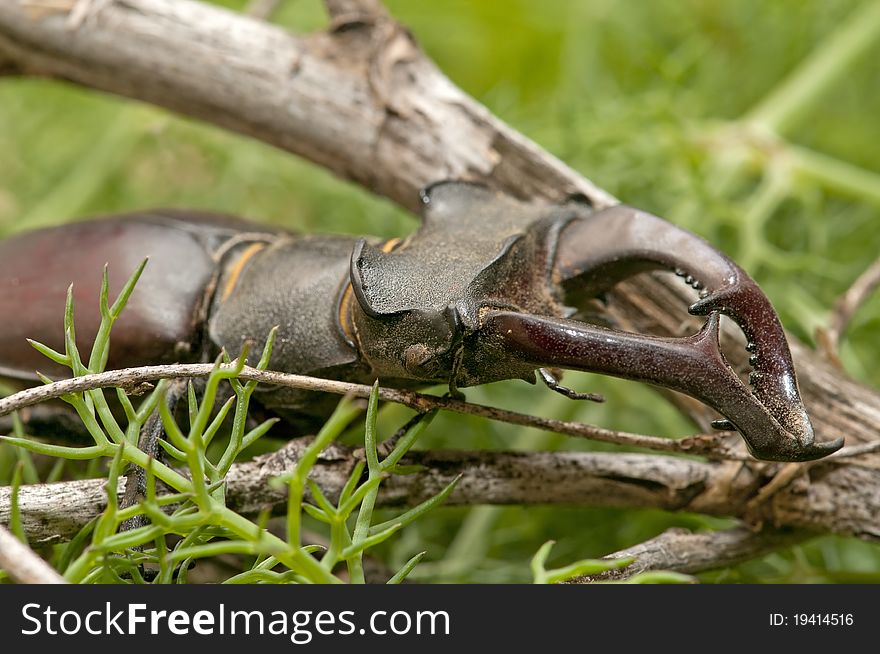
left=0, top=523, right=66, bottom=583
left=572, top=527, right=808, bottom=582
left=1, top=0, right=879, bottom=575
left=0, top=0, right=615, bottom=213
left=817, top=254, right=880, bottom=366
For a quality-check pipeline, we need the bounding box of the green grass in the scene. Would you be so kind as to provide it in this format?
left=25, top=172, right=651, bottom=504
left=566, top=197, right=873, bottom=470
left=1, top=0, right=880, bottom=583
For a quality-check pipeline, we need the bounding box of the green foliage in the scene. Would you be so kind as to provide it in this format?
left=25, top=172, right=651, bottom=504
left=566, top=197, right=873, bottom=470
left=1, top=0, right=879, bottom=582
left=530, top=540, right=633, bottom=584
left=530, top=540, right=694, bottom=584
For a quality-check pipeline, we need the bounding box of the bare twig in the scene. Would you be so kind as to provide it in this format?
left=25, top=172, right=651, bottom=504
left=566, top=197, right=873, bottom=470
left=572, top=527, right=808, bottom=582
left=817, top=255, right=880, bottom=366
left=745, top=462, right=807, bottom=514
left=0, top=523, right=66, bottom=583
left=0, top=363, right=741, bottom=458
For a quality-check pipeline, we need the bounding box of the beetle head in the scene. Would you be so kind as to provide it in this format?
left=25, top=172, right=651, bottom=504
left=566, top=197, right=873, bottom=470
left=348, top=239, right=466, bottom=382
left=346, top=182, right=558, bottom=386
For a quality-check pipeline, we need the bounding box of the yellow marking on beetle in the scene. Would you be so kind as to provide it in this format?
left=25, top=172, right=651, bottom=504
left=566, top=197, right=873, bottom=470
left=338, top=282, right=356, bottom=343
left=381, top=238, right=401, bottom=253
left=338, top=238, right=399, bottom=343
left=221, top=242, right=267, bottom=301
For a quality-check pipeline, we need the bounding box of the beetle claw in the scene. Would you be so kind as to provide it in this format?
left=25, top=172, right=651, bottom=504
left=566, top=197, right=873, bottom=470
left=482, top=309, right=842, bottom=462
left=536, top=204, right=844, bottom=462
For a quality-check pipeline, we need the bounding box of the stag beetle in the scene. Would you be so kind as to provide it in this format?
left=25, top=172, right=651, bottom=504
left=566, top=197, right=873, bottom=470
left=0, top=181, right=843, bottom=461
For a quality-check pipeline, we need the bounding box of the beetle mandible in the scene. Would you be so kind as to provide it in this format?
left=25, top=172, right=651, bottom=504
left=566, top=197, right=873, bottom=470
left=0, top=181, right=843, bottom=461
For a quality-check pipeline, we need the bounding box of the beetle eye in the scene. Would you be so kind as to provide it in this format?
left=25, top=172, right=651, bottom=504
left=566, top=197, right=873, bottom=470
left=402, top=344, right=439, bottom=376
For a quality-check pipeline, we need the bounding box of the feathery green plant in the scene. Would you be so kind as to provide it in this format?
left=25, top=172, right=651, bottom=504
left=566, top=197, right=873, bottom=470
left=2, top=261, right=456, bottom=583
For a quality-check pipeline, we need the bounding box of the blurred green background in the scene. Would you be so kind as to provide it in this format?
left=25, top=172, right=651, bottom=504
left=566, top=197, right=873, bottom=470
left=1, top=0, right=879, bottom=582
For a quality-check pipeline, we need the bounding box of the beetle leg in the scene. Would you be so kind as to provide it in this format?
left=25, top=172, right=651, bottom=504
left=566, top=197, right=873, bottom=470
left=484, top=309, right=842, bottom=461
left=538, top=368, right=605, bottom=402
left=120, top=407, right=167, bottom=533
left=119, top=378, right=190, bottom=532
left=446, top=346, right=467, bottom=400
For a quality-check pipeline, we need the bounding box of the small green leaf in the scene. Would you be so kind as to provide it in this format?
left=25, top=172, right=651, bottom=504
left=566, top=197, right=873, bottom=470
left=26, top=339, right=69, bottom=366
left=306, top=479, right=338, bottom=516
left=380, top=410, right=435, bottom=471
left=93, top=525, right=166, bottom=552
left=337, top=473, right=386, bottom=519
left=94, top=443, right=127, bottom=543
left=364, top=381, right=381, bottom=473
left=187, top=382, right=199, bottom=428
left=341, top=523, right=402, bottom=560
left=159, top=398, right=189, bottom=453
left=224, top=570, right=287, bottom=584
left=202, top=396, right=235, bottom=447
left=165, top=540, right=265, bottom=563
left=158, top=439, right=188, bottom=462
left=58, top=518, right=98, bottom=575
left=116, top=388, right=137, bottom=423
left=338, top=460, right=366, bottom=506
left=45, top=458, right=66, bottom=483
left=369, top=474, right=460, bottom=535
left=256, top=326, right=278, bottom=370
left=302, top=503, right=333, bottom=524
left=240, top=417, right=279, bottom=451
left=387, top=551, right=427, bottom=585
left=10, top=419, right=40, bottom=484
left=0, top=436, right=107, bottom=460
left=9, top=462, right=28, bottom=545
left=109, top=258, right=148, bottom=319
left=531, top=540, right=555, bottom=584
left=98, top=264, right=111, bottom=320
left=544, top=556, right=633, bottom=584
left=135, top=379, right=169, bottom=423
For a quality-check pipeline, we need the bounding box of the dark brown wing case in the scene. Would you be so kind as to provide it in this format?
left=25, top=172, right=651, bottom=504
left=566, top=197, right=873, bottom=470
left=0, top=211, right=257, bottom=380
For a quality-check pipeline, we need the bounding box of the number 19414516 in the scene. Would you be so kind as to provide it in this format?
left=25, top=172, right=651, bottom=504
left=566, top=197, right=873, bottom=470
left=770, top=613, right=854, bottom=627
